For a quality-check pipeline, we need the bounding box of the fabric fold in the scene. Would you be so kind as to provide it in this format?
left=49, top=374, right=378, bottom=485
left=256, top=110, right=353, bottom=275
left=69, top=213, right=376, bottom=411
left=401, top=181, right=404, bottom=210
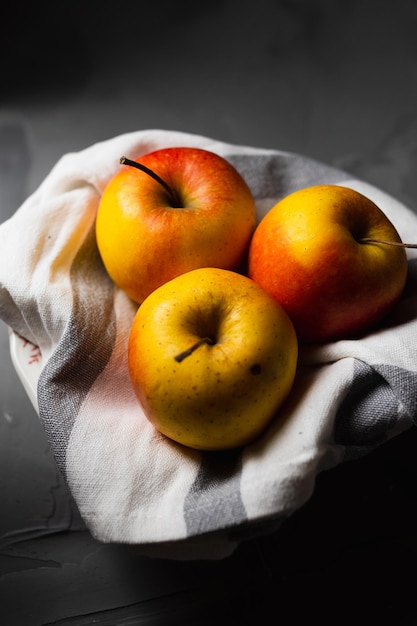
left=1, top=129, right=416, bottom=559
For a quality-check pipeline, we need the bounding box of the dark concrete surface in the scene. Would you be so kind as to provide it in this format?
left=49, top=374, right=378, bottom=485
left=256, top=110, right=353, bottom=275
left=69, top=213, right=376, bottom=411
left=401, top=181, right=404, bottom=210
left=1, top=1, right=417, bottom=624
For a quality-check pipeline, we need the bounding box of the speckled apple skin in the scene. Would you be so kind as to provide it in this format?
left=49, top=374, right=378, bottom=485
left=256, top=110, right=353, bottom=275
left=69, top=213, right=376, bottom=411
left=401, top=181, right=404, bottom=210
left=128, top=267, right=298, bottom=451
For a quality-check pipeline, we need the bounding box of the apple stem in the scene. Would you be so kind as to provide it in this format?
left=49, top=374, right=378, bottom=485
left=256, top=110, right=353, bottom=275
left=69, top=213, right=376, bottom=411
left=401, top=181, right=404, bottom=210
left=174, top=337, right=215, bottom=363
left=120, top=156, right=181, bottom=207
left=360, top=237, right=417, bottom=249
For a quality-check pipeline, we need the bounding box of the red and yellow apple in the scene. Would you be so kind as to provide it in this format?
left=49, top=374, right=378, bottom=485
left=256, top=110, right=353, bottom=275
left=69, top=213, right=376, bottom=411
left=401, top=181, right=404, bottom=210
left=248, top=184, right=408, bottom=342
left=128, top=267, right=298, bottom=451
left=95, top=147, right=256, bottom=304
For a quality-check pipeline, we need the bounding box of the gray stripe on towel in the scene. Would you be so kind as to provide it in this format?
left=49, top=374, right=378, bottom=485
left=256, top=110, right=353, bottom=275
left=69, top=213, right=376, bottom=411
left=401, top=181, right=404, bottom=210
left=334, top=360, right=417, bottom=461
left=184, top=449, right=247, bottom=536
left=37, top=227, right=117, bottom=477
left=227, top=152, right=346, bottom=200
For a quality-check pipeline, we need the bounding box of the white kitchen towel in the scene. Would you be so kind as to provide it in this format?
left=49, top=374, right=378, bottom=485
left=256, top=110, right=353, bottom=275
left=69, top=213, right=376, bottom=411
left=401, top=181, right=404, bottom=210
left=1, top=129, right=417, bottom=560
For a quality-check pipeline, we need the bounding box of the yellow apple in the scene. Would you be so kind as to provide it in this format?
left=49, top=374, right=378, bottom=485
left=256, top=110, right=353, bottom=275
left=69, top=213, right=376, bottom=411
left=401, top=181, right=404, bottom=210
left=95, top=147, right=256, bottom=304
left=128, top=267, right=298, bottom=451
left=248, top=184, right=409, bottom=342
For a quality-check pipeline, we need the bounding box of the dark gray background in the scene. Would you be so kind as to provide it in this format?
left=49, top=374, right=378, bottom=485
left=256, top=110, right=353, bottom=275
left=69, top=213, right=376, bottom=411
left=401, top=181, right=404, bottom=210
left=1, top=1, right=417, bottom=624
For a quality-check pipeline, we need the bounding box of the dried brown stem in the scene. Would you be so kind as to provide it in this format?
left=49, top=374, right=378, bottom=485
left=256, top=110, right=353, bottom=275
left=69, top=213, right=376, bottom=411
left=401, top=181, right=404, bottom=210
left=120, top=156, right=181, bottom=207
left=360, top=238, right=417, bottom=249
left=174, top=337, right=215, bottom=363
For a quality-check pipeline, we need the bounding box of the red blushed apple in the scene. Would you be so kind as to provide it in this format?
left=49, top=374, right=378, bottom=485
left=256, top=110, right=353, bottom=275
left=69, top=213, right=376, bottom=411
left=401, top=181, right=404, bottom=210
left=248, top=185, right=409, bottom=343
left=95, top=147, right=256, bottom=303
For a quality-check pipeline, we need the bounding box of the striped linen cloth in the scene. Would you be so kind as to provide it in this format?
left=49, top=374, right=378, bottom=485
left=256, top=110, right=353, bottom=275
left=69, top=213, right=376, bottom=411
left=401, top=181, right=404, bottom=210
left=1, top=129, right=417, bottom=560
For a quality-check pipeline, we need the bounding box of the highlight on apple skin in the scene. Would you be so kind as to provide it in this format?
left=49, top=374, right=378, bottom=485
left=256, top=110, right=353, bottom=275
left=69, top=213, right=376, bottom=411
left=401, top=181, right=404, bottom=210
left=95, top=147, right=257, bottom=304
left=128, top=267, right=299, bottom=451
left=248, top=184, right=409, bottom=343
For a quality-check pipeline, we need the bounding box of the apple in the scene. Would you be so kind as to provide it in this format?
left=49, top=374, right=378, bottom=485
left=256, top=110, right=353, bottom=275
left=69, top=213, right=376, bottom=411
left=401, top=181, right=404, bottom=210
left=248, top=184, right=409, bottom=343
left=128, top=267, right=298, bottom=451
left=95, top=147, right=256, bottom=303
